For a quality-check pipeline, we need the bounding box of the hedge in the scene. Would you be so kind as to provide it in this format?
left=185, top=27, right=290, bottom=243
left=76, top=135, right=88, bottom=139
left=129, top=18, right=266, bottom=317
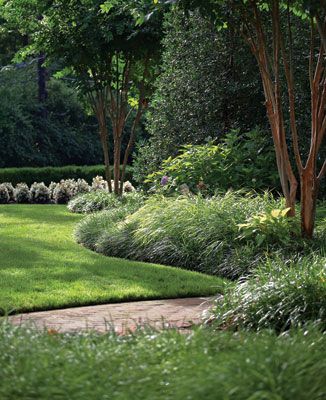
left=0, top=165, right=133, bottom=186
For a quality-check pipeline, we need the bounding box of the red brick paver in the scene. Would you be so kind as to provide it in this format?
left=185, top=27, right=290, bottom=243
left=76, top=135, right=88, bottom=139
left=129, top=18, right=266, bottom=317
left=9, top=297, right=213, bottom=334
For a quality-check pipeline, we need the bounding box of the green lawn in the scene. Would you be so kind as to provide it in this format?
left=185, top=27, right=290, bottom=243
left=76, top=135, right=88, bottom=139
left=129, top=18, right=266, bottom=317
left=0, top=205, right=225, bottom=314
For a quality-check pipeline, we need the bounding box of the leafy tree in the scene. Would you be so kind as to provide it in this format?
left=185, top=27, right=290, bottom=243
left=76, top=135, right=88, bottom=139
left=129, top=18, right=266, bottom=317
left=154, top=0, right=325, bottom=238
left=0, top=64, right=103, bottom=167
left=133, top=9, right=267, bottom=181
left=3, top=0, right=162, bottom=194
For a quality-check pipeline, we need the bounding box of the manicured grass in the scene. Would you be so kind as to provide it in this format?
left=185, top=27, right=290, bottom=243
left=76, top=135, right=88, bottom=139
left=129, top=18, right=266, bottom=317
left=0, top=205, right=225, bottom=314
left=0, top=323, right=325, bottom=400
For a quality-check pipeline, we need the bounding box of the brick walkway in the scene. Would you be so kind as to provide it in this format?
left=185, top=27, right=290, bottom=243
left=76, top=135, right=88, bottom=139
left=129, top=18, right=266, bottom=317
left=8, top=297, right=214, bottom=334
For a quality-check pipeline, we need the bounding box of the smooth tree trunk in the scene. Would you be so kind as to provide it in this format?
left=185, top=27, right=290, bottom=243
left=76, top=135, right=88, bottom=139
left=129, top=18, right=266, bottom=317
left=100, top=122, right=112, bottom=192
left=113, top=132, right=122, bottom=195
left=238, top=0, right=325, bottom=237
left=300, top=167, right=319, bottom=238
left=119, top=105, right=143, bottom=195
left=93, top=91, right=112, bottom=193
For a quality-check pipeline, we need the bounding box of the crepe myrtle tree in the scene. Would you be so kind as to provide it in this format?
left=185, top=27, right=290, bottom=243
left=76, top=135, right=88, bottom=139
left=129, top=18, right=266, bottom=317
left=155, top=0, right=325, bottom=238
left=14, top=0, right=162, bottom=195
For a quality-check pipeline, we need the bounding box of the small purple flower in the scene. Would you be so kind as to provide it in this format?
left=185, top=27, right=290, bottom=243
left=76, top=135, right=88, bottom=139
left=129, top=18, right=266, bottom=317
left=160, top=175, right=169, bottom=186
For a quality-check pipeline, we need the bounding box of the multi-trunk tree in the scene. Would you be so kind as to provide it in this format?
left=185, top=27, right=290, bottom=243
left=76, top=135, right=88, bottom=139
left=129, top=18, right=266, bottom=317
left=4, top=0, right=162, bottom=195
left=162, top=0, right=325, bottom=238
left=44, top=0, right=162, bottom=195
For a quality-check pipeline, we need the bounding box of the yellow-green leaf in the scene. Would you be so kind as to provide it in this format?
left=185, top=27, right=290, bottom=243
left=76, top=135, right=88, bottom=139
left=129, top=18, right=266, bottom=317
left=281, top=207, right=291, bottom=217
left=271, top=209, right=281, bottom=218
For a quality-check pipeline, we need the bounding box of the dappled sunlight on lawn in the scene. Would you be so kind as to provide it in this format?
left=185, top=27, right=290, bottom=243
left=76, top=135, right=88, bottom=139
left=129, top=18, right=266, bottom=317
left=0, top=205, right=224, bottom=314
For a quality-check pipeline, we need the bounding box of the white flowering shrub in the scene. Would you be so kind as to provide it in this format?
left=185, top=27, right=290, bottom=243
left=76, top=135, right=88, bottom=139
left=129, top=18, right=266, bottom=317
left=48, top=181, right=57, bottom=200
left=1, top=182, right=14, bottom=201
left=30, top=182, right=51, bottom=204
left=0, top=184, right=10, bottom=204
left=14, top=183, right=31, bottom=203
left=53, top=181, right=73, bottom=204
left=91, top=176, right=108, bottom=191
left=73, top=179, right=90, bottom=196
left=123, top=181, right=135, bottom=193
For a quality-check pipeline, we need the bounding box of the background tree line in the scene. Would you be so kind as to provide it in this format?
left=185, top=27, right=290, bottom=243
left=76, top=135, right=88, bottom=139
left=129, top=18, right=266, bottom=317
left=0, top=1, right=324, bottom=208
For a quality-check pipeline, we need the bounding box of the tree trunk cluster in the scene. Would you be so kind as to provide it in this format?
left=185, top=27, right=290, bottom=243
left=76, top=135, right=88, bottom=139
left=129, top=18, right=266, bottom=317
left=238, top=0, right=325, bottom=238
left=88, top=54, right=150, bottom=196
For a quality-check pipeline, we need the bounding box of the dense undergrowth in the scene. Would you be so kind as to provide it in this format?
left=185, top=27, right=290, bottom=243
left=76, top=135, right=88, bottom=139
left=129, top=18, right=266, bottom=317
left=0, top=323, right=325, bottom=400
left=212, top=254, right=326, bottom=331
left=75, top=192, right=325, bottom=279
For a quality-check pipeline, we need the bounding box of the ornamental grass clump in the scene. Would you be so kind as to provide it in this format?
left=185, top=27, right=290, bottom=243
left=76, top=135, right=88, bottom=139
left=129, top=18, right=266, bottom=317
left=14, top=183, right=31, bottom=203
left=213, top=255, right=326, bottom=332
left=0, top=323, right=325, bottom=400
left=0, top=184, right=10, bottom=204
left=69, top=191, right=144, bottom=214
left=30, top=182, right=51, bottom=204
left=75, top=206, right=140, bottom=250
left=89, top=192, right=284, bottom=277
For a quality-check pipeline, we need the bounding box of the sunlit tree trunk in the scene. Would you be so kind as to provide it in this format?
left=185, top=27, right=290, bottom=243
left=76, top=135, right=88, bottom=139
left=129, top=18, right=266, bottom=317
left=238, top=0, right=325, bottom=237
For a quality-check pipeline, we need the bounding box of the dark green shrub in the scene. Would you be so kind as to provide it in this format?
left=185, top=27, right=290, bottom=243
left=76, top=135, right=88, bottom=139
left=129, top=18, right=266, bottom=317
left=213, top=256, right=326, bottom=331
left=133, top=10, right=266, bottom=185
left=0, top=184, right=9, bottom=204
left=0, top=165, right=132, bottom=187
left=146, top=129, right=278, bottom=194
left=0, top=66, right=102, bottom=168
left=30, top=182, right=51, bottom=204
left=14, top=183, right=31, bottom=203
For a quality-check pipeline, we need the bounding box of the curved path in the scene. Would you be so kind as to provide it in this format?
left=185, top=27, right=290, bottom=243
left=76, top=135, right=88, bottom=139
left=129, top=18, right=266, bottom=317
left=9, top=297, right=214, bottom=334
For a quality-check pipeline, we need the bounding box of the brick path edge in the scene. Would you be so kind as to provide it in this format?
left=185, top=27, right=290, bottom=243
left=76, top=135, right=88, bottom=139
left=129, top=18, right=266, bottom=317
left=8, top=297, right=215, bottom=335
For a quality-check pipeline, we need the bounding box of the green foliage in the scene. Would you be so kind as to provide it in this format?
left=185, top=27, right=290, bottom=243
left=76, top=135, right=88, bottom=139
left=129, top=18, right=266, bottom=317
left=214, top=255, right=326, bottom=331
left=146, top=129, right=279, bottom=193
left=133, top=9, right=266, bottom=182
left=77, top=193, right=325, bottom=278
left=237, top=207, right=300, bottom=247
left=0, top=165, right=132, bottom=187
left=0, top=66, right=103, bottom=168
left=68, top=191, right=144, bottom=214
left=76, top=192, right=279, bottom=277
left=0, top=323, right=325, bottom=400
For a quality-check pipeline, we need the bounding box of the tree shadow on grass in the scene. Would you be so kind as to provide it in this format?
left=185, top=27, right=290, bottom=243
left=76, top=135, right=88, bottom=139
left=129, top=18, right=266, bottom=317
left=0, top=204, right=82, bottom=226
left=0, top=234, right=221, bottom=316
